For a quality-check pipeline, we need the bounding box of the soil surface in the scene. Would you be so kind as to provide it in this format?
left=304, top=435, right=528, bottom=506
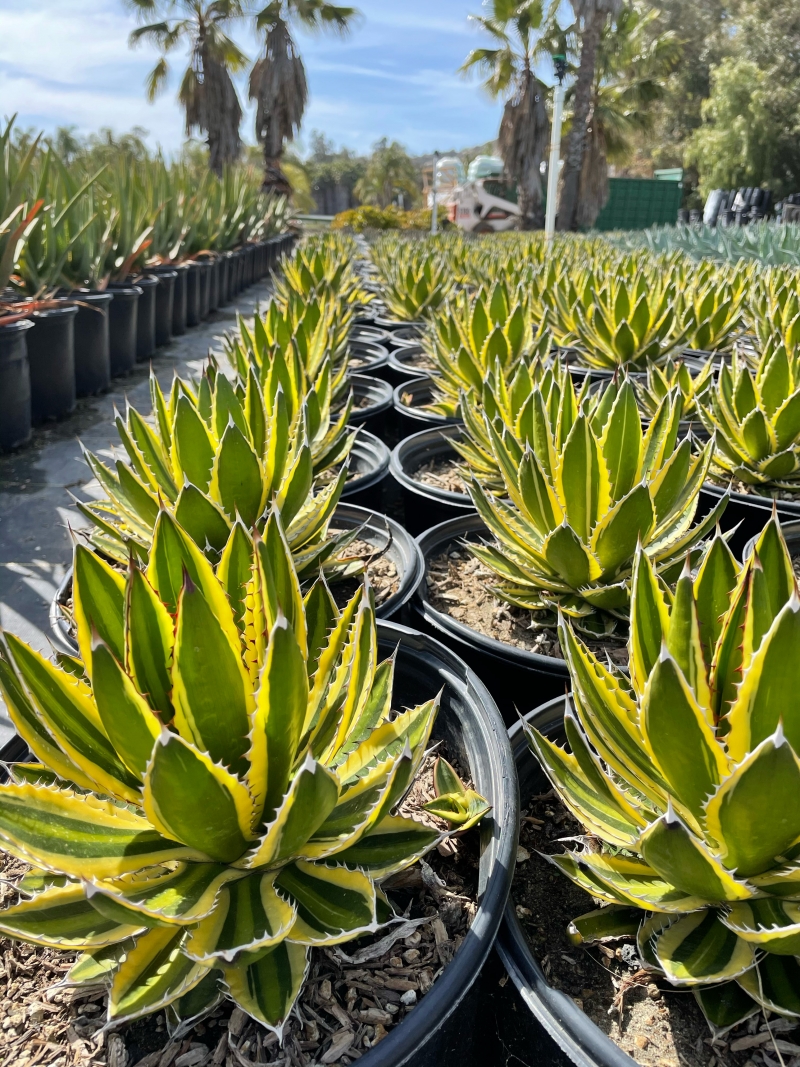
left=0, top=754, right=480, bottom=1067
left=426, top=550, right=629, bottom=666
left=330, top=537, right=400, bottom=610
left=393, top=350, right=436, bottom=375
left=513, top=790, right=793, bottom=1067
left=410, top=457, right=468, bottom=497
left=707, top=476, right=800, bottom=504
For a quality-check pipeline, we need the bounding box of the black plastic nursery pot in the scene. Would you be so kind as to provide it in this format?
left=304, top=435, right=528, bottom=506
left=391, top=426, right=475, bottom=535
left=393, top=376, right=462, bottom=439
left=498, top=695, right=638, bottom=1067
left=0, top=318, right=33, bottom=450
left=698, top=481, right=800, bottom=558
left=330, top=503, right=424, bottom=623
left=372, top=316, right=427, bottom=336
left=340, top=428, right=391, bottom=511
left=412, top=515, right=570, bottom=727
left=65, top=290, right=111, bottom=397
left=150, top=268, right=177, bottom=346
left=349, top=340, right=390, bottom=379
left=386, top=344, right=437, bottom=386
left=348, top=373, right=394, bottom=437
left=27, top=304, right=78, bottom=422
left=106, top=284, right=142, bottom=377
left=208, top=257, right=220, bottom=312
left=134, top=275, right=158, bottom=362
left=351, top=323, right=390, bottom=347
left=198, top=259, right=212, bottom=319
left=219, top=253, right=232, bottom=306
left=186, top=262, right=202, bottom=327
left=2, top=618, right=518, bottom=1067
left=169, top=263, right=189, bottom=336
left=390, top=324, right=427, bottom=348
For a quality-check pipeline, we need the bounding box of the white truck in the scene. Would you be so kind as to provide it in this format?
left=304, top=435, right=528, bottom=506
left=432, top=156, right=522, bottom=233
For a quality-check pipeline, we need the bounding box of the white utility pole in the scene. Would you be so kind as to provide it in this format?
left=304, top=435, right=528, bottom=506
left=545, top=56, right=567, bottom=244
left=431, top=151, right=440, bottom=236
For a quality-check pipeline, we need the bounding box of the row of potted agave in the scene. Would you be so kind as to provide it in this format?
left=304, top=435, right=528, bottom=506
left=3, top=230, right=800, bottom=1067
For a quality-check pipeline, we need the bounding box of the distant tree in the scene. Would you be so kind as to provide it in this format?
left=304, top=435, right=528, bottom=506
left=354, top=139, right=419, bottom=208
left=51, top=126, right=83, bottom=165
left=461, top=0, right=550, bottom=229
left=249, top=1, right=359, bottom=195
left=124, top=0, right=247, bottom=175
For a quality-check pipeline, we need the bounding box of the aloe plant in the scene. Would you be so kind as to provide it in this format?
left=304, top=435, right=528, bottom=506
left=0, top=510, right=443, bottom=1034
left=698, top=345, right=800, bottom=494
left=463, top=378, right=725, bottom=635
left=78, top=362, right=356, bottom=578
left=527, top=518, right=800, bottom=1029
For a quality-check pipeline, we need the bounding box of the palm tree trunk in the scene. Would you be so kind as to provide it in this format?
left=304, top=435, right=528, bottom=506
left=557, top=9, right=603, bottom=231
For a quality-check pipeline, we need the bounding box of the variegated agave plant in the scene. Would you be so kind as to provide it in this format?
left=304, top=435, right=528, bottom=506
left=528, top=518, right=800, bottom=1030
left=464, top=378, right=725, bottom=635
left=0, top=510, right=442, bottom=1034
left=635, top=355, right=714, bottom=422
left=425, top=281, right=550, bottom=418
left=371, top=240, right=455, bottom=322
left=698, top=344, right=800, bottom=494
left=79, top=364, right=356, bottom=580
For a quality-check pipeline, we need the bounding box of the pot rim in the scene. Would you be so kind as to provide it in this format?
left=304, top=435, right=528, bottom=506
left=498, top=694, right=638, bottom=1067
left=392, top=376, right=462, bottom=428
left=414, top=514, right=570, bottom=675
left=701, top=478, right=800, bottom=515
left=390, top=425, right=473, bottom=507
left=343, top=428, right=391, bottom=495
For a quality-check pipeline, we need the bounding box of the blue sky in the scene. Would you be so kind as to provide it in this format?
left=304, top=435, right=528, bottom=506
left=0, top=0, right=507, bottom=156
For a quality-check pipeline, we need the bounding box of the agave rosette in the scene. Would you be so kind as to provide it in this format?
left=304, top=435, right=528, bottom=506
left=78, top=361, right=356, bottom=580
left=464, top=377, right=725, bottom=635
left=528, top=518, right=800, bottom=1029
left=0, top=510, right=442, bottom=1033
left=636, top=355, right=715, bottom=422
left=372, top=239, right=455, bottom=322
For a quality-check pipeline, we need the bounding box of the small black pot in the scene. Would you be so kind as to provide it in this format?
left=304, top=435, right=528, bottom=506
left=169, top=264, right=189, bottom=336
left=351, top=323, right=391, bottom=347
left=69, top=291, right=112, bottom=396
left=150, top=269, right=177, bottom=346
left=348, top=374, right=394, bottom=437
left=218, top=254, right=232, bottom=306
left=393, top=377, right=461, bottom=439
left=134, top=275, right=158, bottom=362
left=390, top=324, right=427, bottom=348
left=413, top=515, right=570, bottom=726
left=106, top=284, right=142, bottom=376
left=198, top=260, right=212, bottom=319
left=186, top=262, right=202, bottom=327
left=372, top=316, right=427, bottom=335
left=391, top=426, right=475, bottom=535
left=0, top=317, right=33, bottom=450
left=341, top=428, right=391, bottom=511
left=349, top=340, right=390, bottom=379
left=699, top=481, right=800, bottom=558
left=332, top=503, right=424, bottom=623
left=386, top=345, right=437, bottom=386
left=498, top=696, right=639, bottom=1067
left=27, top=304, right=78, bottom=421
left=208, top=257, right=220, bottom=312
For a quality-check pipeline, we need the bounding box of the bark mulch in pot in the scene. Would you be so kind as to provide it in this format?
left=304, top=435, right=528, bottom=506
left=426, top=550, right=629, bottom=667
left=411, top=458, right=468, bottom=496
left=513, top=791, right=791, bottom=1067
left=0, top=753, right=479, bottom=1067
left=330, top=537, right=400, bottom=610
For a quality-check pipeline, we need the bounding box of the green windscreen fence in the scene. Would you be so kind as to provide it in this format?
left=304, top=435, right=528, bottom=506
left=593, top=177, right=682, bottom=231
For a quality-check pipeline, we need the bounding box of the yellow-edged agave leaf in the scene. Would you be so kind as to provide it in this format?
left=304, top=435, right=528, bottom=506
left=16, top=868, right=71, bottom=895
left=218, top=519, right=254, bottom=632
left=72, top=545, right=126, bottom=666
left=693, top=981, right=760, bottom=1032
left=221, top=941, right=309, bottom=1035
left=567, top=851, right=713, bottom=913
left=547, top=853, right=632, bottom=906
left=639, top=809, right=752, bottom=901
left=654, top=911, right=755, bottom=986
left=109, top=926, right=212, bottom=1023
left=0, top=883, right=145, bottom=948
left=0, top=783, right=203, bottom=878
left=184, top=871, right=296, bottom=962
left=4, top=633, right=142, bottom=803
left=566, top=905, right=643, bottom=946
left=211, top=422, right=265, bottom=528
left=693, top=532, right=740, bottom=670
left=68, top=940, right=135, bottom=985
left=84, top=863, right=241, bottom=926
left=276, top=860, right=376, bottom=945
left=665, top=564, right=712, bottom=711
left=166, top=968, right=225, bottom=1028
left=629, top=549, right=671, bottom=693
left=738, top=954, right=800, bottom=1016
left=90, top=638, right=160, bottom=780
left=143, top=731, right=257, bottom=863
left=723, top=898, right=800, bottom=954
left=334, top=699, right=438, bottom=785
left=705, top=725, right=800, bottom=878
left=125, top=566, right=175, bottom=721
left=331, top=814, right=442, bottom=878
left=239, top=756, right=339, bottom=869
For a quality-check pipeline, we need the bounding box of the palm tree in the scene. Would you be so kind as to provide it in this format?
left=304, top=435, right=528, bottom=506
left=353, top=139, right=419, bottom=208
left=461, top=0, right=551, bottom=230
left=556, top=0, right=622, bottom=230
left=125, top=0, right=248, bottom=176
left=572, top=5, right=678, bottom=227
left=249, top=1, right=358, bottom=195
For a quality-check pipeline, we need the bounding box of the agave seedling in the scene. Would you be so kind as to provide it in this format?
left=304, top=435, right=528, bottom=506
left=698, top=344, right=800, bottom=494
left=78, top=362, right=356, bottom=579
left=464, top=379, right=725, bottom=635
left=0, top=510, right=443, bottom=1033
left=528, top=518, right=800, bottom=1029
left=749, top=271, right=800, bottom=358
left=636, top=355, right=714, bottom=422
